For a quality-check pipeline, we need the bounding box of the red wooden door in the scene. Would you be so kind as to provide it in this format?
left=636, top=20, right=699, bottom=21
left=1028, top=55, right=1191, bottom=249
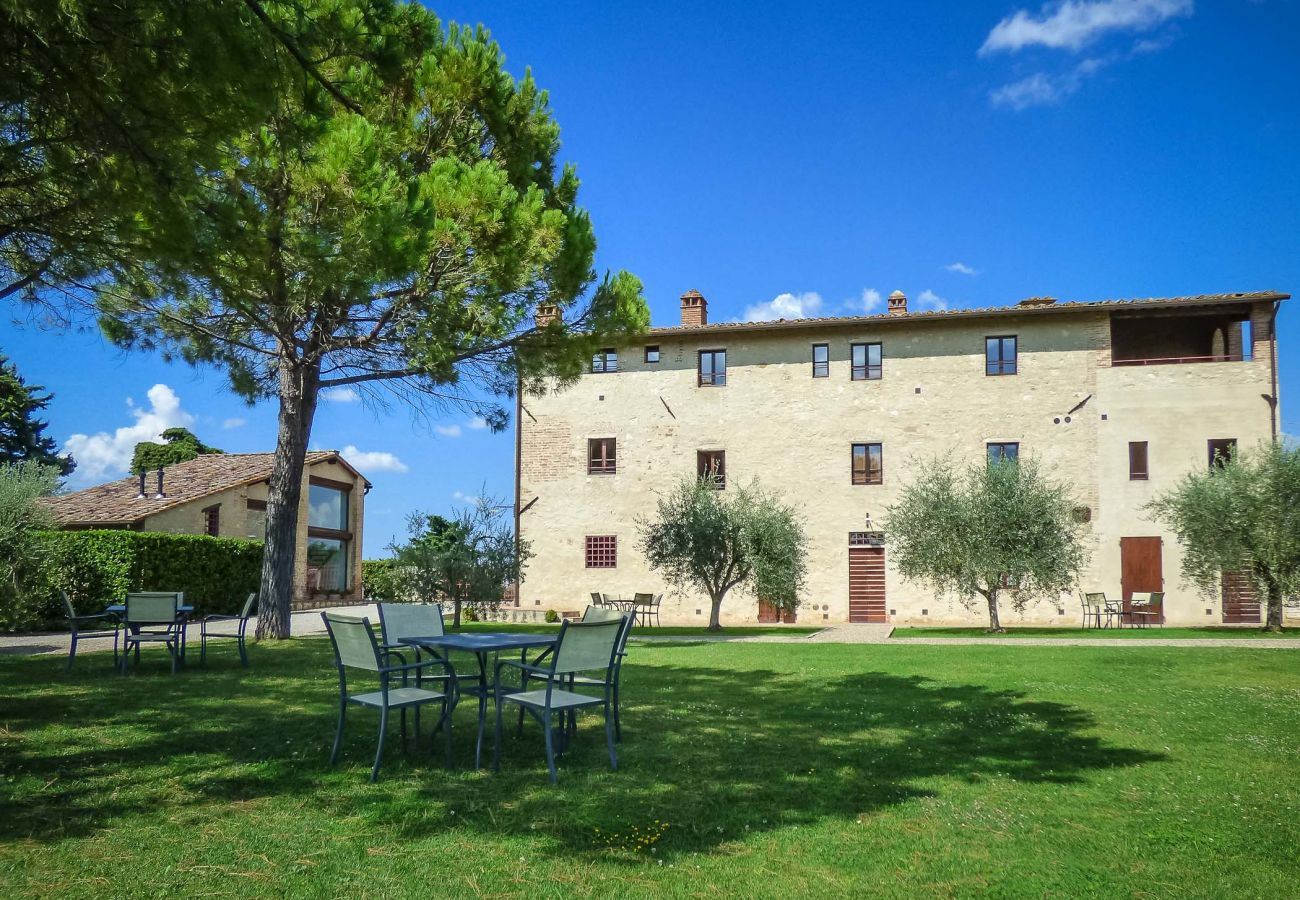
left=1221, top=572, right=1261, bottom=624
left=757, top=597, right=779, bottom=623
left=1120, top=536, right=1163, bottom=623
left=848, top=546, right=887, bottom=623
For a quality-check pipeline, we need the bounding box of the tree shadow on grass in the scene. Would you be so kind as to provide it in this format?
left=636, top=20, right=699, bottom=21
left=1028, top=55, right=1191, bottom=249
left=0, top=640, right=1166, bottom=861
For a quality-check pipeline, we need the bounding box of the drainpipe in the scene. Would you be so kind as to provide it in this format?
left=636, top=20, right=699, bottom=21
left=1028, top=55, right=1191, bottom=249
left=1269, top=299, right=1281, bottom=441
left=513, top=371, right=523, bottom=608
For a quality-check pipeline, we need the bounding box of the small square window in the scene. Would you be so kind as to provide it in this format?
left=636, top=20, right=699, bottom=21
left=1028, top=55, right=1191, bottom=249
left=852, top=443, right=883, bottom=485
left=698, top=450, right=726, bottom=489
left=584, top=535, right=617, bottom=568
left=202, top=504, right=220, bottom=537
left=645, top=345, right=660, bottom=363
left=1208, top=438, right=1237, bottom=469
left=987, top=442, right=1019, bottom=463
left=1129, top=441, right=1149, bottom=480
left=698, top=349, right=726, bottom=386
left=851, top=343, right=882, bottom=380
left=588, top=438, right=617, bottom=474
left=812, top=344, right=829, bottom=378
left=986, top=336, right=1017, bottom=376
left=591, top=349, right=618, bottom=373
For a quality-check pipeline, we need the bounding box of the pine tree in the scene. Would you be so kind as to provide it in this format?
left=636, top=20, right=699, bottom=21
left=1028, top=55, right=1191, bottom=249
left=0, top=354, right=74, bottom=476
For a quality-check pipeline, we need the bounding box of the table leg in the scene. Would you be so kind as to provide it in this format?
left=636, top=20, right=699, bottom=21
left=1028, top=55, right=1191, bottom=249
left=474, top=650, right=488, bottom=769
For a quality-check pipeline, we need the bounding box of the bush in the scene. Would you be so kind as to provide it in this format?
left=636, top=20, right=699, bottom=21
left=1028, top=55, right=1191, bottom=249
left=2, top=530, right=264, bottom=630
left=362, top=558, right=405, bottom=604
left=544, top=608, right=559, bottom=623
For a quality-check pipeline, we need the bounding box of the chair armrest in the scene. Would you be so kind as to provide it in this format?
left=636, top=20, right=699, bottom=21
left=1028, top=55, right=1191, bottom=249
left=203, top=613, right=240, bottom=623
left=495, top=659, right=556, bottom=679
left=380, top=658, right=454, bottom=677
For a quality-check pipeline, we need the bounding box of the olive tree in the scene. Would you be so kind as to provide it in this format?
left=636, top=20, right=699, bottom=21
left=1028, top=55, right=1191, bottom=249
left=887, top=456, right=1089, bottom=632
left=1148, top=440, right=1300, bottom=632
left=0, top=460, right=59, bottom=628
left=638, top=476, right=808, bottom=631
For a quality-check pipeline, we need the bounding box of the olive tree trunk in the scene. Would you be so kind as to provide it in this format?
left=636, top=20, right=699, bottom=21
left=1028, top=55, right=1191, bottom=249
left=707, top=588, right=725, bottom=632
left=1263, top=573, right=1285, bottom=633
left=981, top=587, right=1005, bottom=633
left=255, top=356, right=321, bottom=640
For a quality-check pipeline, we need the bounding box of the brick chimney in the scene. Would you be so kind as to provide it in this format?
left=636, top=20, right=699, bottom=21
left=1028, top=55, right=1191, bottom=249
left=534, top=304, right=560, bottom=328
left=680, top=289, right=707, bottom=326
left=888, top=290, right=907, bottom=316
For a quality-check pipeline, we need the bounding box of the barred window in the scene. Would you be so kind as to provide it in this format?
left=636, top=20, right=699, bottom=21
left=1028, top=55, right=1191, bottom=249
left=584, top=535, right=617, bottom=568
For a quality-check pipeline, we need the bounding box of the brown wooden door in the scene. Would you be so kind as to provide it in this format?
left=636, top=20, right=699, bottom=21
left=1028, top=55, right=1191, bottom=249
left=757, top=597, right=779, bottom=623
left=1120, top=536, right=1163, bottom=623
left=1221, top=571, right=1261, bottom=624
left=849, top=546, right=887, bottom=623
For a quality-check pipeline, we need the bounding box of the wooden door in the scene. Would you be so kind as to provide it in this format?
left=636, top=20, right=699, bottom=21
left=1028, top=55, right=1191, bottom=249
left=848, top=546, right=887, bottom=623
left=1120, top=536, right=1163, bottom=623
left=1221, top=571, right=1261, bottom=624
left=757, top=597, right=779, bottom=623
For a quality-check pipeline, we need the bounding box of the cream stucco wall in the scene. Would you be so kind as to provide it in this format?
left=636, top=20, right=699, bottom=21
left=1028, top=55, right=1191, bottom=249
left=139, top=456, right=366, bottom=608
left=517, top=302, right=1277, bottom=626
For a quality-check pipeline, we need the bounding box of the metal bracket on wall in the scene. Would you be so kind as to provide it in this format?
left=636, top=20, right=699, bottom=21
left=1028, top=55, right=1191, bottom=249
left=520, top=404, right=537, bottom=423
left=660, top=396, right=676, bottom=419
left=519, top=496, right=539, bottom=515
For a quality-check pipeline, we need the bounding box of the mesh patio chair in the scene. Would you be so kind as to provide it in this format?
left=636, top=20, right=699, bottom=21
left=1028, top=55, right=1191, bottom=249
left=571, top=606, right=635, bottom=741
left=61, top=590, right=119, bottom=671
left=590, top=592, right=605, bottom=608
left=119, top=592, right=184, bottom=674
left=1103, top=595, right=1124, bottom=628
left=321, top=612, right=454, bottom=782
left=1081, top=592, right=1106, bottom=630
left=493, top=617, right=625, bottom=783
left=376, top=602, right=455, bottom=689
left=200, top=592, right=257, bottom=667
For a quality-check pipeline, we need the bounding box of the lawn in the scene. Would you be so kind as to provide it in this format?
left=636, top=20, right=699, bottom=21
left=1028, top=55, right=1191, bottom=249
left=2, top=640, right=1298, bottom=898
left=891, top=626, right=1300, bottom=639
left=457, top=621, right=823, bottom=637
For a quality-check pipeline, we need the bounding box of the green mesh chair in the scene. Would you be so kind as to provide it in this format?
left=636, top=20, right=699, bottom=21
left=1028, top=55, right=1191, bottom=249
left=119, top=592, right=184, bottom=674
left=200, top=592, right=257, bottom=667
left=61, top=590, right=119, bottom=671
left=321, top=612, right=454, bottom=782
left=570, top=607, right=635, bottom=741
left=493, top=616, right=625, bottom=784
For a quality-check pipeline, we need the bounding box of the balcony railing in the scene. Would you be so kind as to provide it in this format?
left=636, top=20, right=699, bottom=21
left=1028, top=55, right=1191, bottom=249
left=1112, top=353, right=1245, bottom=367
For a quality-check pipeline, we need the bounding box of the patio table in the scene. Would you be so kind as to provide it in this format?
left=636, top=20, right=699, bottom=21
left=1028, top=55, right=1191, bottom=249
left=106, top=603, right=195, bottom=661
left=400, top=632, right=557, bottom=768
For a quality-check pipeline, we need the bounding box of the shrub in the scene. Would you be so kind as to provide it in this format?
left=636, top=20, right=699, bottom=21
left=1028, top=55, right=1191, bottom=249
left=362, top=558, right=405, bottom=604
left=3, top=530, right=264, bottom=630
left=544, top=608, right=559, bottom=623
left=0, top=461, right=60, bottom=630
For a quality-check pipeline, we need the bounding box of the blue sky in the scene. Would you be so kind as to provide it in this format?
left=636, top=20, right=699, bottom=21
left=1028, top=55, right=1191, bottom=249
left=3, top=0, right=1297, bottom=555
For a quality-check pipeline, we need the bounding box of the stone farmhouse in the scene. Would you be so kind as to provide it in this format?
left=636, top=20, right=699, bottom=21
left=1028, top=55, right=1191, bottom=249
left=516, top=289, right=1286, bottom=626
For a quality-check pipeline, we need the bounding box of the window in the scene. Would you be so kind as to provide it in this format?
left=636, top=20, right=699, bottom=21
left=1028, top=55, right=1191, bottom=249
left=698, top=450, right=726, bottom=489
left=307, top=478, right=352, bottom=592
left=645, top=345, right=660, bottom=363
left=986, top=335, right=1017, bottom=376
left=1129, top=441, right=1149, bottom=480
left=987, top=442, right=1020, bottom=463
left=591, top=349, right=618, bottom=373
left=1208, top=438, right=1237, bottom=469
left=811, top=343, right=829, bottom=378
left=698, top=349, right=726, bottom=386
left=588, top=437, right=617, bottom=474
left=584, top=535, right=617, bottom=568
left=202, top=504, right=220, bottom=537
left=852, top=443, right=883, bottom=485
left=851, top=343, right=882, bottom=380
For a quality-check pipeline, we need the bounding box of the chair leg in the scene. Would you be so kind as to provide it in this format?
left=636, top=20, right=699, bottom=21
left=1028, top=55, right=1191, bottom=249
left=66, top=632, right=77, bottom=672
left=400, top=708, right=408, bottom=752
left=543, top=707, right=557, bottom=784
left=493, top=687, right=504, bottom=773
left=372, top=705, right=389, bottom=782
left=605, top=697, right=618, bottom=771
left=443, top=697, right=453, bottom=769
left=200, top=625, right=207, bottom=666
left=170, top=637, right=178, bottom=675
left=613, top=679, right=622, bottom=742
left=238, top=632, right=249, bottom=668
left=330, top=698, right=347, bottom=765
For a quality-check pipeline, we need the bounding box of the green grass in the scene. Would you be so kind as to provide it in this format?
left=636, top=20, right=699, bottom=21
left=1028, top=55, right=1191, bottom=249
left=892, top=626, right=1300, bottom=639
left=2, top=640, right=1299, bottom=897
left=455, top=621, right=822, bottom=637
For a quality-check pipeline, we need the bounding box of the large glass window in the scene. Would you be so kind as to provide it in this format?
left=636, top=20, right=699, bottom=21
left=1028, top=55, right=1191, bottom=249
left=307, top=480, right=352, bottom=592
left=591, top=349, right=618, bottom=373
left=306, top=537, right=349, bottom=592
left=851, top=343, right=882, bottom=380
left=986, top=336, right=1018, bottom=376
left=812, top=344, right=829, bottom=378
left=308, top=483, right=348, bottom=530
left=698, top=349, right=727, bottom=386
left=852, top=443, right=883, bottom=485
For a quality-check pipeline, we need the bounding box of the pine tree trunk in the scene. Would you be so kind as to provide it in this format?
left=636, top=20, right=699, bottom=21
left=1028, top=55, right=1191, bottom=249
left=984, top=588, right=1005, bottom=633
left=255, top=356, right=321, bottom=640
left=707, top=590, right=724, bottom=631
left=452, top=598, right=462, bottom=629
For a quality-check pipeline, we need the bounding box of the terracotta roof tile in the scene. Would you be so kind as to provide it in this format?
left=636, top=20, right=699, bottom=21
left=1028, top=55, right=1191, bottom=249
left=42, top=451, right=342, bottom=527
left=647, top=290, right=1288, bottom=338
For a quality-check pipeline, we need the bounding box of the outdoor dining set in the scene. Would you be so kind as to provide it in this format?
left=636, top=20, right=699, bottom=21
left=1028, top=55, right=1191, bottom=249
left=1080, top=591, right=1166, bottom=629
left=62, top=589, right=258, bottom=672
left=588, top=591, right=662, bottom=627
left=322, top=601, right=635, bottom=783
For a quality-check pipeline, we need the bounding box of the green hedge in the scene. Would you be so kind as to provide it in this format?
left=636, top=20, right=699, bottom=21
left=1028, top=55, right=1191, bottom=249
left=362, top=558, right=405, bottom=604
left=8, top=530, right=264, bottom=629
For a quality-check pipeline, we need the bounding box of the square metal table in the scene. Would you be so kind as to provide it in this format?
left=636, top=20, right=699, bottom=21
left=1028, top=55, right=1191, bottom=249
left=400, top=632, right=557, bottom=768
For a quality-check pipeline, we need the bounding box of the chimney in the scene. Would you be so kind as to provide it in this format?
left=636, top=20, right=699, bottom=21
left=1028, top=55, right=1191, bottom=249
left=136, top=471, right=146, bottom=500
left=1017, top=296, right=1057, bottom=307
left=888, top=290, right=908, bottom=316
left=155, top=466, right=165, bottom=499
left=534, top=304, right=560, bottom=328
left=680, top=289, right=707, bottom=326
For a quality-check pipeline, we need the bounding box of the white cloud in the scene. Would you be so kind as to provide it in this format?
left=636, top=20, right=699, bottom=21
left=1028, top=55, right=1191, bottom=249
left=340, top=445, right=409, bottom=474
left=221, top=417, right=246, bottom=430
left=64, top=384, right=195, bottom=487
left=945, top=262, right=979, bottom=276
left=322, top=387, right=359, bottom=403
left=435, top=424, right=463, bottom=438
left=452, top=490, right=480, bottom=504
left=468, top=416, right=489, bottom=430
left=849, top=289, right=884, bottom=315
left=917, top=289, right=949, bottom=311
left=989, top=57, right=1113, bottom=109
left=742, top=291, right=823, bottom=322
left=980, top=0, right=1193, bottom=55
